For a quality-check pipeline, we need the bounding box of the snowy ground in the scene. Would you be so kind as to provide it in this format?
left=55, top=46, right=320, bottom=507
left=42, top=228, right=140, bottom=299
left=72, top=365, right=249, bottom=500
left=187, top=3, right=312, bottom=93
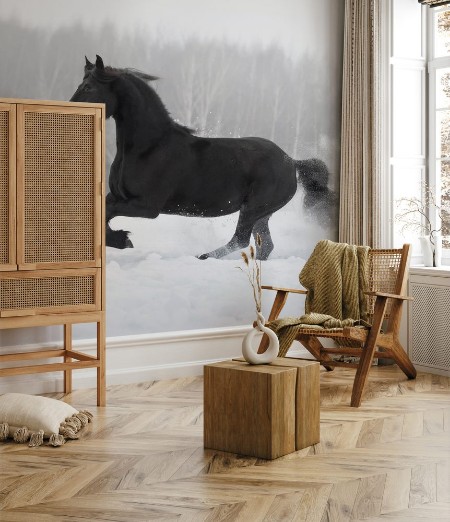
left=102, top=192, right=334, bottom=337
left=0, top=193, right=334, bottom=344
left=105, top=249, right=308, bottom=336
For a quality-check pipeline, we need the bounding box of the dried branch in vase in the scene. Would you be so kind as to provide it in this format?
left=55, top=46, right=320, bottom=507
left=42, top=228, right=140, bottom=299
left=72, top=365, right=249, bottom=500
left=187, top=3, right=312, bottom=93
left=395, top=184, right=447, bottom=247
left=237, top=234, right=263, bottom=314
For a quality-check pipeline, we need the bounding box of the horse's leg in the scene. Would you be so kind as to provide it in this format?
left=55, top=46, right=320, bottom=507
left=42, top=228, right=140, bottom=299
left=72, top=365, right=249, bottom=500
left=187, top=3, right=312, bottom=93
left=198, top=204, right=277, bottom=260
left=106, top=222, right=133, bottom=249
left=106, top=195, right=161, bottom=249
left=197, top=209, right=256, bottom=260
left=106, top=194, right=134, bottom=249
left=198, top=160, right=296, bottom=260
left=198, top=169, right=293, bottom=260
left=252, top=214, right=274, bottom=260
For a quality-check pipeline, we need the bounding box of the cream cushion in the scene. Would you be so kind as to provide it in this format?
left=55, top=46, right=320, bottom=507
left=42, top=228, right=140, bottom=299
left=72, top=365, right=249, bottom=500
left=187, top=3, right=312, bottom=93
left=0, top=392, right=78, bottom=437
left=0, top=392, right=93, bottom=447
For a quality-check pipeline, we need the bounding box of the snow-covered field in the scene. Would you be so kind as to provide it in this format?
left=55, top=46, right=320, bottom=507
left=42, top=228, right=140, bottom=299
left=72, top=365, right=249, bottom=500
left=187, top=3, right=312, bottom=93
left=0, top=193, right=334, bottom=345
left=104, top=192, right=333, bottom=336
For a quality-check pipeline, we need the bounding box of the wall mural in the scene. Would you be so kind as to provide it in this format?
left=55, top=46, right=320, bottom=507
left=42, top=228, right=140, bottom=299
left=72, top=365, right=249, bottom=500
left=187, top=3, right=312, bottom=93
left=0, top=0, right=344, bottom=340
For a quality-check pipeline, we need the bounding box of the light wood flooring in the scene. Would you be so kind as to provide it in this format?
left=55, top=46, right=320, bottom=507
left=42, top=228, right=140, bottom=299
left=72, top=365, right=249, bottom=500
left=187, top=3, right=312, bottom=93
left=0, top=364, right=449, bottom=521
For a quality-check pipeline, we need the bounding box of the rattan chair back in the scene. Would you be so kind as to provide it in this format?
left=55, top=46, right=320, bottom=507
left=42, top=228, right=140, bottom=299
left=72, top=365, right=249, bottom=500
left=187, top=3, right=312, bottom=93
left=366, top=248, right=405, bottom=323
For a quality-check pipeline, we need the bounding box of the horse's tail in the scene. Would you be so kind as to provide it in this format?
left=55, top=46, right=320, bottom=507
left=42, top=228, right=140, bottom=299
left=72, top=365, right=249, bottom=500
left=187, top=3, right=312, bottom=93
left=295, top=158, right=337, bottom=222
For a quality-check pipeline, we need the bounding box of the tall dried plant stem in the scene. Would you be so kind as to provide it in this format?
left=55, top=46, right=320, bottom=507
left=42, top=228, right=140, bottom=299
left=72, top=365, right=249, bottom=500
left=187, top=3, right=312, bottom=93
left=238, top=234, right=263, bottom=314
left=395, top=183, right=446, bottom=246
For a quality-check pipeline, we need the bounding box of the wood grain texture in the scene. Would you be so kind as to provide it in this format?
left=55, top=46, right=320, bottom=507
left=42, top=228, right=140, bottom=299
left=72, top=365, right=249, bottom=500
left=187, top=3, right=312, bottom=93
left=249, top=357, right=321, bottom=450
left=0, top=365, right=448, bottom=521
left=0, top=98, right=106, bottom=405
left=0, top=97, right=105, bottom=109
left=204, top=361, right=297, bottom=459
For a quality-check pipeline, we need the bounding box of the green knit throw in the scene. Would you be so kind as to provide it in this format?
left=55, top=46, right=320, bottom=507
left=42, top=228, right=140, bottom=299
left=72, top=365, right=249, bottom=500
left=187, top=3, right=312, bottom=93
left=267, top=240, right=370, bottom=357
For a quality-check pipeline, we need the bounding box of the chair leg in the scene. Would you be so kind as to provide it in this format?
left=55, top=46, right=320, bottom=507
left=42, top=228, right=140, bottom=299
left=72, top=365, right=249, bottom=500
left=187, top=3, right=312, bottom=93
left=64, top=324, right=72, bottom=395
left=390, top=340, right=417, bottom=379
left=297, top=335, right=334, bottom=372
left=351, top=296, right=388, bottom=407
left=257, top=333, right=271, bottom=355
left=257, top=290, right=288, bottom=354
left=97, top=319, right=106, bottom=407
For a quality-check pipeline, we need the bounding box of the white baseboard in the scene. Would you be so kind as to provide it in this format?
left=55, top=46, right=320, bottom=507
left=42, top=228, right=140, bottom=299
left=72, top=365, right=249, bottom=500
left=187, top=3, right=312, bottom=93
left=411, top=363, right=450, bottom=377
left=0, top=326, right=309, bottom=395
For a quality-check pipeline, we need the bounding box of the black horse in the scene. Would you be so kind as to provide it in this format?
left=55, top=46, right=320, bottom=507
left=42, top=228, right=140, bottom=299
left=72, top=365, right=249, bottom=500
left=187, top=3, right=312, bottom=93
left=71, top=55, right=335, bottom=260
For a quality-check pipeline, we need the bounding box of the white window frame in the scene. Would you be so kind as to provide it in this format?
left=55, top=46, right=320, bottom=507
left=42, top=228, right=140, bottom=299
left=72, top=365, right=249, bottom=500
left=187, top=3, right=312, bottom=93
left=386, top=0, right=427, bottom=265
left=427, top=6, right=450, bottom=262
left=386, top=2, right=449, bottom=265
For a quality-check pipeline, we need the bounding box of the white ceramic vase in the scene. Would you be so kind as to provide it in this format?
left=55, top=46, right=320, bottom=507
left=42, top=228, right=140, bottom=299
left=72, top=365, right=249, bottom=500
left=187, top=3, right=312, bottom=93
left=433, top=234, right=442, bottom=267
left=419, top=236, right=434, bottom=267
left=242, top=311, right=279, bottom=365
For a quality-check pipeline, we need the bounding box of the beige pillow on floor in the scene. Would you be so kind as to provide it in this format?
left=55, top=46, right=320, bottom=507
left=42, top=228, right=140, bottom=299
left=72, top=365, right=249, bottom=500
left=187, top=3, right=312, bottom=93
left=0, top=392, right=93, bottom=447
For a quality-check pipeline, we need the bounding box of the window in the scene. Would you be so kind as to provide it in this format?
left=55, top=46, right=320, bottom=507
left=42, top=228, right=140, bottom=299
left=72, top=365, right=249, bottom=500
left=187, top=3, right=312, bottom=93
left=390, top=2, right=450, bottom=263
left=428, top=7, right=450, bottom=250
left=390, top=0, right=426, bottom=257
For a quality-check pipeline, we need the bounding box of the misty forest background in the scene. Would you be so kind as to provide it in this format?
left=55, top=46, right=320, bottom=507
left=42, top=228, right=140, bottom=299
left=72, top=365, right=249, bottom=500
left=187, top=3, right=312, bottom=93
left=0, top=19, right=341, bottom=181
left=0, top=17, right=343, bottom=337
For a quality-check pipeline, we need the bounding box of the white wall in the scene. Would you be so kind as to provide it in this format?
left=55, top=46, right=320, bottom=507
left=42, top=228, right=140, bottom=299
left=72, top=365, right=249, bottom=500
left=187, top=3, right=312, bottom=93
left=0, top=0, right=342, bottom=393
left=0, top=326, right=308, bottom=395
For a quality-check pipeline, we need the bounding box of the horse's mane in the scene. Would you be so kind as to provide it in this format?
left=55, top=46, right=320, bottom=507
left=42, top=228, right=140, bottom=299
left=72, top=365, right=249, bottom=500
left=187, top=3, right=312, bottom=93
left=94, top=66, right=194, bottom=135
left=106, top=67, right=157, bottom=83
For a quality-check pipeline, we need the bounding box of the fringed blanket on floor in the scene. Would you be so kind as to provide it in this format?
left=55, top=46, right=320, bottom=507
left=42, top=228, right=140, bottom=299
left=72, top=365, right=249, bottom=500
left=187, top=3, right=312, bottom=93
left=267, top=240, right=370, bottom=356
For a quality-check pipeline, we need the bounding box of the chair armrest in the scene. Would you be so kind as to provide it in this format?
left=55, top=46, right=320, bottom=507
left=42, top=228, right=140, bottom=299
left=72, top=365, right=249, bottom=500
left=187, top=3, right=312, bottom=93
left=262, top=285, right=307, bottom=295
left=260, top=286, right=306, bottom=323
left=364, top=291, right=413, bottom=301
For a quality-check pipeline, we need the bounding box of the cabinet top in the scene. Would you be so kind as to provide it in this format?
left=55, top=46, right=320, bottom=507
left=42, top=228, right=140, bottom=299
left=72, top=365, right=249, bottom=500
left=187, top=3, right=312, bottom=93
left=410, top=265, right=450, bottom=277
left=0, top=97, right=105, bottom=110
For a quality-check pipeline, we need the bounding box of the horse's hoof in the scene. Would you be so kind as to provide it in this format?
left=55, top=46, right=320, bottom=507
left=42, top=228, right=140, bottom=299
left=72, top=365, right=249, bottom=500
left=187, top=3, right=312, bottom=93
left=196, top=253, right=209, bottom=260
left=106, top=229, right=134, bottom=249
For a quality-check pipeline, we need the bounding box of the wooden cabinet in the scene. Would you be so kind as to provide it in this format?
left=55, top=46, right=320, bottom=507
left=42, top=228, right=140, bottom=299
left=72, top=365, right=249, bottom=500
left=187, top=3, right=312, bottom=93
left=0, top=98, right=106, bottom=405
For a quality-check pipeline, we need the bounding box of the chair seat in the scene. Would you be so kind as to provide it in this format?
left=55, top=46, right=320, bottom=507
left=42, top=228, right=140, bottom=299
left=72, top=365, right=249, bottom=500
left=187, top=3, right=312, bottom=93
left=294, top=326, right=368, bottom=338
left=295, top=326, right=369, bottom=351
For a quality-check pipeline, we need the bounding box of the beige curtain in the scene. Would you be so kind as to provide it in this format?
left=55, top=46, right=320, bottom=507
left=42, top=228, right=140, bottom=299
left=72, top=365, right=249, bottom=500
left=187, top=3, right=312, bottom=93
left=339, top=0, right=384, bottom=248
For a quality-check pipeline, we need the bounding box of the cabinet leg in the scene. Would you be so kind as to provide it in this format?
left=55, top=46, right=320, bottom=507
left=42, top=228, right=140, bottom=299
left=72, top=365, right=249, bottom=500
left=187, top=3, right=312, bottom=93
left=64, top=324, right=73, bottom=395
left=97, top=319, right=106, bottom=406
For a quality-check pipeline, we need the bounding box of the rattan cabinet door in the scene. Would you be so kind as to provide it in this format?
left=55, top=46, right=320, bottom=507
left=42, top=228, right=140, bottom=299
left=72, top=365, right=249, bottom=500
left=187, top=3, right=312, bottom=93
left=16, top=104, right=102, bottom=270
left=0, top=268, right=100, bottom=317
left=0, top=103, right=16, bottom=271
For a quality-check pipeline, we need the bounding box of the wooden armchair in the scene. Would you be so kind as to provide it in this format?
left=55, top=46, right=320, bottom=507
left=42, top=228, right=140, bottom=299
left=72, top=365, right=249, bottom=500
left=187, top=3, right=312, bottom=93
left=259, top=244, right=416, bottom=407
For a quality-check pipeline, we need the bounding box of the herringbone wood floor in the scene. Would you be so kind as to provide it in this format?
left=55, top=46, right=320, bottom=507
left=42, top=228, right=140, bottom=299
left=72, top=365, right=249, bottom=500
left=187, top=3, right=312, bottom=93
left=0, top=364, right=449, bottom=521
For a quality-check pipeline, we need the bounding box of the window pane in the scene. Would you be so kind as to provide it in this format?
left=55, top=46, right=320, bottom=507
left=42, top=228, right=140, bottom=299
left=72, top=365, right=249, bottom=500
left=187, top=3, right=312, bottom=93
left=393, top=167, right=423, bottom=250
left=393, top=0, right=423, bottom=58
left=392, top=68, right=423, bottom=157
left=440, top=160, right=450, bottom=248
left=436, top=110, right=450, bottom=158
left=434, top=9, right=450, bottom=58
left=436, top=68, right=450, bottom=109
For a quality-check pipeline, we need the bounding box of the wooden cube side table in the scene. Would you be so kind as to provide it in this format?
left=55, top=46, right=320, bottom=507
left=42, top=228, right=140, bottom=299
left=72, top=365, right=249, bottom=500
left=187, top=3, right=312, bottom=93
left=266, top=357, right=320, bottom=450
left=204, top=358, right=320, bottom=460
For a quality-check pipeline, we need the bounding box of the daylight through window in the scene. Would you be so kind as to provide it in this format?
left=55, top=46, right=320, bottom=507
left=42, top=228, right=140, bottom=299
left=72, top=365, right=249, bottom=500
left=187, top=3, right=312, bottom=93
left=430, top=7, right=450, bottom=249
